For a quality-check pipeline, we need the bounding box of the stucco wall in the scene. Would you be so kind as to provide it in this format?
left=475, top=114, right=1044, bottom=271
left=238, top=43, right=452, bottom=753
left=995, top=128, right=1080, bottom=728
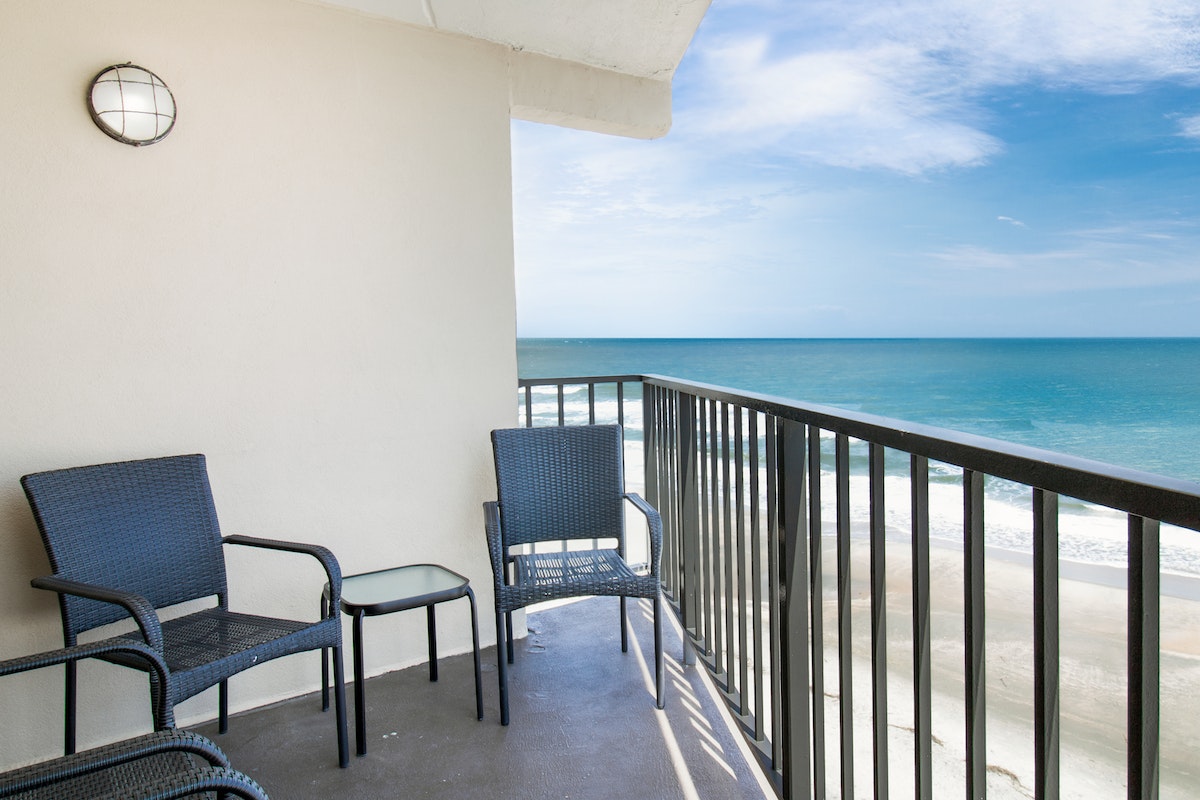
left=0, top=0, right=516, bottom=767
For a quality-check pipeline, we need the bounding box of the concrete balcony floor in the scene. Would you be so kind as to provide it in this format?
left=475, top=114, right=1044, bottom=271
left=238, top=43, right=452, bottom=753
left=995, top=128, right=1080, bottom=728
left=195, top=596, right=774, bottom=800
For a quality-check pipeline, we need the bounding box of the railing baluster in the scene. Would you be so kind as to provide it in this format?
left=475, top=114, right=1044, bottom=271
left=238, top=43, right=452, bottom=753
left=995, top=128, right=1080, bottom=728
left=643, top=385, right=658, bottom=540
left=965, top=468, right=987, bottom=800
left=722, top=403, right=736, bottom=689
left=912, top=455, right=932, bottom=800
left=736, top=408, right=750, bottom=715
left=711, top=399, right=725, bottom=677
left=780, top=419, right=812, bottom=800
left=679, top=393, right=700, bottom=666
left=869, top=442, right=889, bottom=800
left=557, top=384, right=565, bottom=426
left=767, top=417, right=783, bottom=772
left=750, top=411, right=766, bottom=741
left=836, top=433, right=855, bottom=800
left=699, top=398, right=713, bottom=660
left=663, top=390, right=678, bottom=589
left=1129, top=515, right=1160, bottom=800
left=524, top=385, right=533, bottom=427
left=808, top=424, right=827, bottom=800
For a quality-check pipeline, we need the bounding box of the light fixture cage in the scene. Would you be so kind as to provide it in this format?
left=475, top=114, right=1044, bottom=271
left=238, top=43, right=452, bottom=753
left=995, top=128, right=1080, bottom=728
left=88, top=63, right=176, bottom=146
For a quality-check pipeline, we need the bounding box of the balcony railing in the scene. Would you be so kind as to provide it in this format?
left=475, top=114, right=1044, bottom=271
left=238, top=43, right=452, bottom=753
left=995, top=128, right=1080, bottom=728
left=517, top=374, right=1200, bottom=800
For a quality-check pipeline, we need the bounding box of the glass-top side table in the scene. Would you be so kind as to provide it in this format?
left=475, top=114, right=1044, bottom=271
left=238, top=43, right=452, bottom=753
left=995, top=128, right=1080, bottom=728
left=321, top=563, right=483, bottom=757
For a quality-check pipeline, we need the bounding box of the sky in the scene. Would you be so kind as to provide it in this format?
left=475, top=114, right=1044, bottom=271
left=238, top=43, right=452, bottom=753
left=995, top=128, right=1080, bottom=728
left=511, top=0, right=1200, bottom=338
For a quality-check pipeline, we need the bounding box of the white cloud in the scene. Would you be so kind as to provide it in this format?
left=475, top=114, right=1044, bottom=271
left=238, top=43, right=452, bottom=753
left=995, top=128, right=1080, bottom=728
left=683, top=0, right=1200, bottom=174
left=998, top=216, right=1027, bottom=227
left=924, top=219, right=1200, bottom=294
left=1179, top=114, right=1200, bottom=138
left=686, top=38, right=1001, bottom=174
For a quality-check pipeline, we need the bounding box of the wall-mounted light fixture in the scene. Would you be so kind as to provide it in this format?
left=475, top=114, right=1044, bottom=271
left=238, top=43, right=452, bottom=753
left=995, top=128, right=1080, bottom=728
left=87, top=63, right=176, bottom=146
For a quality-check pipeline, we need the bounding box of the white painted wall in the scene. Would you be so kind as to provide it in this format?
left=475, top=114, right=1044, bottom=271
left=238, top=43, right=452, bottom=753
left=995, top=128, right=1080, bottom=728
left=0, top=0, right=521, bottom=768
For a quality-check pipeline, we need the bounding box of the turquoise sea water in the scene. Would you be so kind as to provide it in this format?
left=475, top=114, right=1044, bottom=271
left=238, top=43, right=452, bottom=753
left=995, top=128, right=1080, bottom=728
left=518, top=338, right=1200, bottom=484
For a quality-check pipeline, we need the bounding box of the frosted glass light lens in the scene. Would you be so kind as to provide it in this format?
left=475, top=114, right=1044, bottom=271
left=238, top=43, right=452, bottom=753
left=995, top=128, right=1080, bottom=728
left=88, top=64, right=176, bottom=146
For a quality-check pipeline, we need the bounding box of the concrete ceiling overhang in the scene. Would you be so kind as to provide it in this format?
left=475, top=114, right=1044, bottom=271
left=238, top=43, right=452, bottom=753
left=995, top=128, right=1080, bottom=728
left=312, top=0, right=711, bottom=137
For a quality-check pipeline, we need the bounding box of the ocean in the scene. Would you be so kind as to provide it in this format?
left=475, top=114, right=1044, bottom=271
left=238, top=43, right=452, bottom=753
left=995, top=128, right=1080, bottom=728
left=517, top=337, right=1200, bottom=578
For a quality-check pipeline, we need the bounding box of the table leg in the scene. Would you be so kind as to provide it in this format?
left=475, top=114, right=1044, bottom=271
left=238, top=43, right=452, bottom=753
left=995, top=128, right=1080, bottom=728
left=427, top=605, right=438, bottom=682
left=467, top=587, right=483, bottom=720
left=353, top=610, right=367, bottom=757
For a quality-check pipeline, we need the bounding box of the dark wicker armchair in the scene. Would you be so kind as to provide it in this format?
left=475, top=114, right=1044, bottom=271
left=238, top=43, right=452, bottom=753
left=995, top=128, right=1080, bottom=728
left=21, top=454, right=349, bottom=767
left=484, top=424, right=664, bottom=725
left=0, top=638, right=268, bottom=799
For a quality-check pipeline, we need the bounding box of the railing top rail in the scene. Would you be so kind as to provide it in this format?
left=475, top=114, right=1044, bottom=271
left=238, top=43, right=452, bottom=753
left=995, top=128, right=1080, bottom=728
left=518, top=375, right=644, bottom=387
left=515, top=372, right=1200, bottom=529
left=516, top=372, right=1197, bottom=532
left=640, top=373, right=1200, bottom=532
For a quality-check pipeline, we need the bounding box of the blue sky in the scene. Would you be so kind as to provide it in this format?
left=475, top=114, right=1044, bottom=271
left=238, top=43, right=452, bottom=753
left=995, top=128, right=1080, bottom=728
left=512, top=0, right=1200, bottom=338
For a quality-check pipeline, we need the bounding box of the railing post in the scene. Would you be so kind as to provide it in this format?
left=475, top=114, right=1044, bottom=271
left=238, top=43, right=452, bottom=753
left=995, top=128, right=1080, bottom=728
left=678, top=392, right=700, bottom=666
left=835, top=434, right=855, bottom=800
left=1033, top=489, right=1060, bottom=800
left=965, top=469, right=987, bottom=800
left=779, top=419, right=812, bottom=800
left=807, top=425, right=827, bottom=800
left=1129, top=515, right=1160, bottom=800
left=912, top=455, right=932, bottom=800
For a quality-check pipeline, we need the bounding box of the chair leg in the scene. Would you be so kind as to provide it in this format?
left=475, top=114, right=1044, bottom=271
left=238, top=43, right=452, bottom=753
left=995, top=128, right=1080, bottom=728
left=64, top=659, right=77, bottom=755
left=620, top=596, right=628, bottom=653
left=219, top=680, right=229, bottom=734
left=505, top=611, right=514, bottom=665
left=654, top=594, right=665, bottom=710
left=496, top=611, right=510, bottom=726
left=320, top=596, right=329, bottom=711
left=331, top=644, right=350, bottom=768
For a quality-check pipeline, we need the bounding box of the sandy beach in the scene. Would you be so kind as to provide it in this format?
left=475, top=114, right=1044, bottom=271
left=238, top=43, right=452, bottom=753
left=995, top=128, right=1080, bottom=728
left=810, top=538, right=1200, bottom=799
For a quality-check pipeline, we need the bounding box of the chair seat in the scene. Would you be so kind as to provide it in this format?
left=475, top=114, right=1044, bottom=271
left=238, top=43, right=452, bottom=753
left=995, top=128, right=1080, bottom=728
left=108, top=609, right=338, bottom=703
left=500, top=549, right=658, bottom=610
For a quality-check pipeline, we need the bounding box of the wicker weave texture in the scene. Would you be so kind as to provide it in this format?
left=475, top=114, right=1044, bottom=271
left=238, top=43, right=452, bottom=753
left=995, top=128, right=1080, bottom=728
left=0, top=643, right=268, bottom=799
left=21, top=453, right=349, bottom=766
left=486, top=425, right=663, bottom=614
left=491, top=425, right=626, bottom=547
left=22, top=455, right=227, bottom=634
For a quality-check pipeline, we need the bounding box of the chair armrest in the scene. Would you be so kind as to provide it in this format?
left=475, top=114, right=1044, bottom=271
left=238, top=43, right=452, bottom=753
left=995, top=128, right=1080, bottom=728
left=0, top=731, right=265, bottom=799
left=482, top=501, right=505, bottom=589
left=29, top=576, right=164, bottom=652
left=140, top=765, right=270, bottom=800
left=222, top=534, right=342, bottom=611
left=623, top=493, right=663, bottom=578
left=0, top=638, right=174, bottom=730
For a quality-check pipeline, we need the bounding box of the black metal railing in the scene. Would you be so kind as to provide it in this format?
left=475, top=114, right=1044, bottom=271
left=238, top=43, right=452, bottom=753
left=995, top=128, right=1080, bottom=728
left=516, top=374, right=1200, bottom=800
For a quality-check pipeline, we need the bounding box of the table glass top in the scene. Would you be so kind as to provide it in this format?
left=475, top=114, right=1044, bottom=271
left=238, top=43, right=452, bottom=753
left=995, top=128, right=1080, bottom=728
left=340, top=564, right=468, bottom=608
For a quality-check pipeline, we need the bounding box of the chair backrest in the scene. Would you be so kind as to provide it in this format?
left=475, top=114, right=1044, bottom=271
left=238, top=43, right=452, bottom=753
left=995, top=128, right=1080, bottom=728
left=491, top=424, right=626, bottom=548
left=22, top=454, right=229, bottom=637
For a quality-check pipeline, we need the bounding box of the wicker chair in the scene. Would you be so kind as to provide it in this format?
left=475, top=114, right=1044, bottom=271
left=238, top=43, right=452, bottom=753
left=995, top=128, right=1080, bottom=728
left=21, top=454, right=349, bottom=767
left=0, top=638, right=268, bottom=799
left=484, top=424, right=664, bottom=725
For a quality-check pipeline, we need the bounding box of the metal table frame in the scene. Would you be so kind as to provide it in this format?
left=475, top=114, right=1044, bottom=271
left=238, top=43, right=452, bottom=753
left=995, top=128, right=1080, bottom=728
left=322, top=563, right=483, bottom=756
